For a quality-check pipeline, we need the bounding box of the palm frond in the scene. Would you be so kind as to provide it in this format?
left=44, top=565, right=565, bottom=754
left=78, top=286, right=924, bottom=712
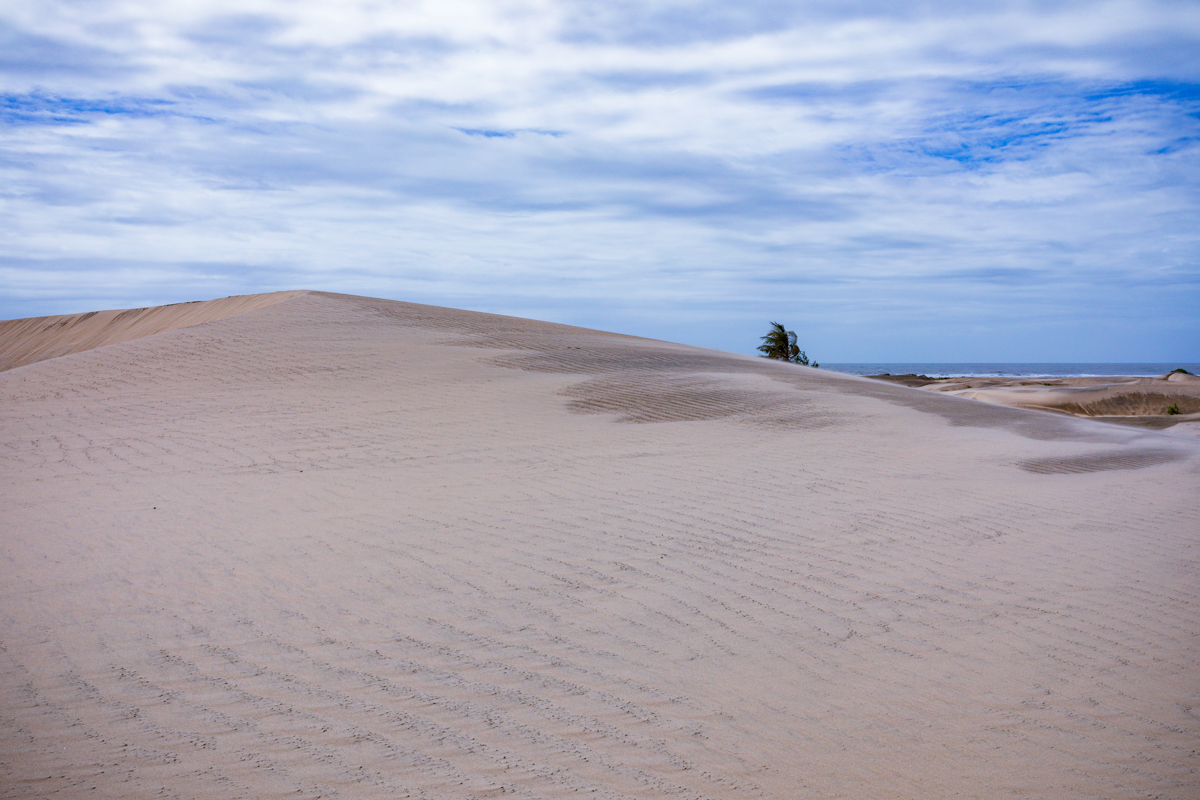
left=758, top=321, right=811, bottom=365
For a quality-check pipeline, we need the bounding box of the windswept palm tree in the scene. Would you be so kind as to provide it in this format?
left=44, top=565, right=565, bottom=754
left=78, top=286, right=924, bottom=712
left=758, top=321, right=811, bottom=366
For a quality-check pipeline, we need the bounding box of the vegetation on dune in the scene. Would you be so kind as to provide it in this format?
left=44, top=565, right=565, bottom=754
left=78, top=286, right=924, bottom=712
left=758, top=322, right=817, bottom=367
left=1053, top=393, right=1198, bottom=417
left=1169, top=368, right=1191, bottom=374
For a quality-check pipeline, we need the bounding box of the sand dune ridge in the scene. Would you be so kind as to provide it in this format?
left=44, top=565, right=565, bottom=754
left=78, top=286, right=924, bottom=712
left=0, top=290, right=305, bottom=373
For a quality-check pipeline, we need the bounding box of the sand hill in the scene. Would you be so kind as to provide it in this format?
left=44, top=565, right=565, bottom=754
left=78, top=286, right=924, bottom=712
left=0, top=291, right=304, bottom=373
left=2, top=291, right=1198, bottom=799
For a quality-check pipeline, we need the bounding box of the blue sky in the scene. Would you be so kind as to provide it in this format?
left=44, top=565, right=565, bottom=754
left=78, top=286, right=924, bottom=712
left=1, top=1, right=1198, bottom=361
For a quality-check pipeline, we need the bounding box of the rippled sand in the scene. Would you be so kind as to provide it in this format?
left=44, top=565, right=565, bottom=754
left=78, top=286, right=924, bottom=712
left=2, top=291, right=1198, bottom=799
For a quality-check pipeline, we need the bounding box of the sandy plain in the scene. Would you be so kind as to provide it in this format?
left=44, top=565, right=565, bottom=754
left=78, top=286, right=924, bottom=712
left=1, top=291, right=1198, bottom=799
left=866, top=372, right=1200, bottom=438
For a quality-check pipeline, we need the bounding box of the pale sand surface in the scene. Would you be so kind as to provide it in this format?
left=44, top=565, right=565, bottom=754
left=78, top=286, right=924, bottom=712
left=2, top=291, right=1198, bottom=799
left=0, top=291, right=304, bottom=373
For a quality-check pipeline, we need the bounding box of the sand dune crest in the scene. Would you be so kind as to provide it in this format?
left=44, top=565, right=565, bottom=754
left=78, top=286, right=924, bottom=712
left=0, top=290, right=305, bottom=372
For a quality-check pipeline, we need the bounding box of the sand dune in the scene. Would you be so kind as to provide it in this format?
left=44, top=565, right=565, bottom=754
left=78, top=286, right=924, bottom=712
left=2, top=291, right=1198, bottom=799
left=868, top=373, right=1200, bottom=438
left=0, top=291, right=304, bottom=373
left=934, top=374, right=1200, bottom=415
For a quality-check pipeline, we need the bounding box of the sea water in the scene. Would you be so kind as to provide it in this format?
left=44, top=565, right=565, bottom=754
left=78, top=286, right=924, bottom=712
left=821, top=363, right=1200, bottom=379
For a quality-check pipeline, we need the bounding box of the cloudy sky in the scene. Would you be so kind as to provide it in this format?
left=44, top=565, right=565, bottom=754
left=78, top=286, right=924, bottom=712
left=2, top=1, right=1198, bottom=360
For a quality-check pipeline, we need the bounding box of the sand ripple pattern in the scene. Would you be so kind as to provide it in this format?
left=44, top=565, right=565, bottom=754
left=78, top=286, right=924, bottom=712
left=1019, top=449, right=1187, bottom=474
left=1, top=292, right=1198, bottom=799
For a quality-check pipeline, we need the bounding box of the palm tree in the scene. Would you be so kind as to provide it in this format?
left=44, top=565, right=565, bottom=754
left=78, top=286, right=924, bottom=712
left=758, top=321, right=811, bottom=366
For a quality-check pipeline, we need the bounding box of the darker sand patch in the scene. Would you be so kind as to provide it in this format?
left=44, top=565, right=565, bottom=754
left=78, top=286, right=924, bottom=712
left=1018, top=449, right=1187, bottom=474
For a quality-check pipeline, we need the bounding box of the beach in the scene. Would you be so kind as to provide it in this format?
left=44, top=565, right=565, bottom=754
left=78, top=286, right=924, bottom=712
left=2, top=291, right=1198, bottom=799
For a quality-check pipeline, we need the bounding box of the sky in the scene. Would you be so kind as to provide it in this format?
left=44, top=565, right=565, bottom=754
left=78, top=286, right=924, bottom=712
left=1, top=0, right=1198, bottom=361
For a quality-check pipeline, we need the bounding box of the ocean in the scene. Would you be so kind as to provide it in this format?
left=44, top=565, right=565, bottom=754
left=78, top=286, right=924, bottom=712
left=821, top=363, right=1200, bottom=379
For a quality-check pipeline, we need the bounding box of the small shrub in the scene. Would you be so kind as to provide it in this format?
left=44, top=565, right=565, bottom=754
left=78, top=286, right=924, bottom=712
left=1169, top=368, right=1192, bottom=374
left=1167, top=403, right=1180, bottom=415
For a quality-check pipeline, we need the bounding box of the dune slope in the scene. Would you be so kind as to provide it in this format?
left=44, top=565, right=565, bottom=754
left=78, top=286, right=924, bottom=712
left=1, top=291, right=1198, bottom=799
left=0, top=290, right=305, bottom=372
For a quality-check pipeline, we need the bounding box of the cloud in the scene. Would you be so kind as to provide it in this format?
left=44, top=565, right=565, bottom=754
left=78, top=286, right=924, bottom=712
left=0, top=19, right=130, bottom=78
left=0, top=0, right=1197, bottom=359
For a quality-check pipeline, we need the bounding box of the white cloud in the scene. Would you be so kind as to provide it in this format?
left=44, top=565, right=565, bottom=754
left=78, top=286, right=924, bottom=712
left=1, top=0, right=1198, bottom=360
